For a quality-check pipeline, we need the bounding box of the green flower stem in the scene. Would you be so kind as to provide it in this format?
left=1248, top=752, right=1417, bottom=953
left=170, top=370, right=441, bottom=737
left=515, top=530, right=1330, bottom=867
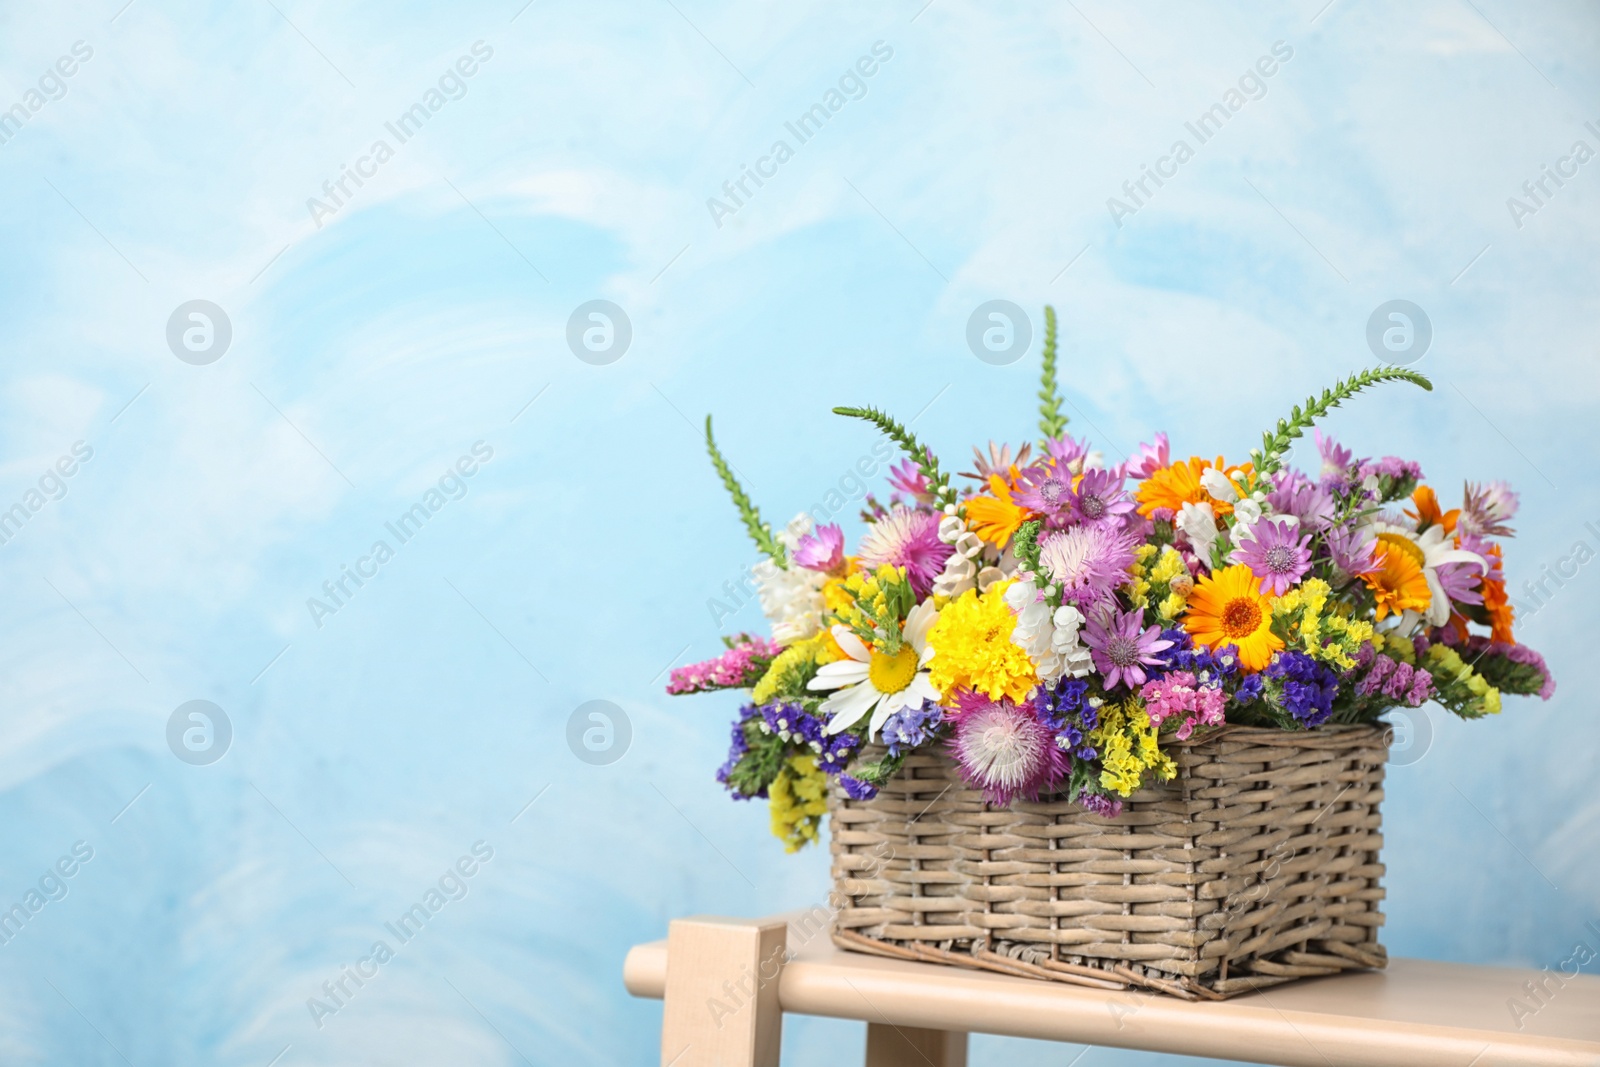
left=1254, top=367, right=1432, bottom=478
left=832, top=405, right=958, bottom=511
left=1037, top=304, right=1069, bottom=443
left=704, top=415, right=787, bottom=567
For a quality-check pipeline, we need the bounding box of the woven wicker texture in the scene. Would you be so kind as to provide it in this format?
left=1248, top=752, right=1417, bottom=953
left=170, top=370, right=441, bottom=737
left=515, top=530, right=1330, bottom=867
left=828, top=725, right=1389, bottom=999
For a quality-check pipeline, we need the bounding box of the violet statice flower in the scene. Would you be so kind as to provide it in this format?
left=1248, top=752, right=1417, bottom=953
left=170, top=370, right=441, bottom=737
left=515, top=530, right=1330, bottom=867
left=1264, top=650, right=1339, bottom=727
left=668, top=637, right=782, bottom=694
left=1076, top=790, right=1123, bottom=819
left=1158, top=628, right=1242, bottom=682
left=1012, top=459, right=1076, bottom=526
left=1461, top=480, right=1519, bottom=538
left=792, top=523, right=845, bottom=572
left=1268, top=470, right=1336, bottom=531
left=1325, top=522, right=1381, bottom=578
left=881, top=701, right=944, bottom=758
left=1357, top=653, right=1394, bottom=697
left=1030, top=677, right=1098, bottom=759
left=839, top=775, right=879, bottom=800
left=1122, top=433, right=1169, bottom=480
left=1067, top=467, right=1135, bottom=526
left=716, top=705, right=760, bottom=797
left=856, top=505, right=954, bottom=598
left=1382, top=660, right=1417, bottom=701
left=1139, top=670, right=1226, bottom=740
left=1358, top=456, right=1424, bottom=484
left=947, top=696, right=1068, bottom=806
left=1234, top=518, right=1314, bottom=596
left=1038, top=523, right=1140, bottom=608
left=1084, top=606, right=1174, bottom=690
left=1234, top=673, right=1265, bottom=705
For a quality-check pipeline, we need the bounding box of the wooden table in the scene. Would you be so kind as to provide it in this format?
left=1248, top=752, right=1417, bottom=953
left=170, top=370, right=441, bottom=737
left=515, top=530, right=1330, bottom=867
left=623, top=913, right=1600, bottom=1066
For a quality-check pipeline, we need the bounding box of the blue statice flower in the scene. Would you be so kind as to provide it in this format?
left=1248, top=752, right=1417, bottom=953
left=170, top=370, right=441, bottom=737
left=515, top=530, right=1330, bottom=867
left=753, top=699, right=859, bottom=773
left=1233, top=673, right=1265, bottom=705
left=839, top=775, right=879, bottom=800
left=881, top=701, right=944, bottom=758
left=1159, top=629, right=1242, bottom=683
left=1263, top=650, right=1339, bottom=727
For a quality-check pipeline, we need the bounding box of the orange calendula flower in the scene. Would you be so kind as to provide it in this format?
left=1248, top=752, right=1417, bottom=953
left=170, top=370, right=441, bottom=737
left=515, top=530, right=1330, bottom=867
left=1364, top=533, right=1432, bottom=621
left=966, top=471, right=1031, bottom=547
left=1182, top=563, right=1283, bottom=671
left=1481, top=543, right=1514, bottom=643
left=1136, top=456, right=1247, bottom=520
left=1406, top=485, right=1459, bottom=534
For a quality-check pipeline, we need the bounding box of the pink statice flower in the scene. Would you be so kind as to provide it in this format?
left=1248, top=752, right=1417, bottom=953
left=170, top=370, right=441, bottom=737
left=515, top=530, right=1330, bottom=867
left=792, top=523, right=845, bottom=573
left=1139, top=670, right=1225, bottom=741
left=1234, top=518, right=1313, bottom=595
left=667, top=637, right=782, bottom=695
left=856, top=505, right=953, bottom=598
left=1122, top=432, right=1169, bottom=480
left=1084, top=606, right=1173, bottom=690
left=947, top=694, right=1067, bottom=806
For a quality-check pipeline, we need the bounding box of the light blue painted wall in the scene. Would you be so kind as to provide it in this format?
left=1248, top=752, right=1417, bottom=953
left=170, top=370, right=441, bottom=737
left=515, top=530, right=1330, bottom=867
left=0, top=1, right=1595, bottom=1063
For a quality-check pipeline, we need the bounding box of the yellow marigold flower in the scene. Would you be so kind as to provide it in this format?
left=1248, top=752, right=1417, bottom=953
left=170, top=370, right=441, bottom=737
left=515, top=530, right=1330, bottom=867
left=769, top=754, right=829, bottom=852
left=925, top=580, right=1038, bottom=703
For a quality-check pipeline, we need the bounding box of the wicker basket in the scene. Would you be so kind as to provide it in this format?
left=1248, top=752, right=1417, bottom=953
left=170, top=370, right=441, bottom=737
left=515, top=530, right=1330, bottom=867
left=827, top=725, right=1389, bottom=1000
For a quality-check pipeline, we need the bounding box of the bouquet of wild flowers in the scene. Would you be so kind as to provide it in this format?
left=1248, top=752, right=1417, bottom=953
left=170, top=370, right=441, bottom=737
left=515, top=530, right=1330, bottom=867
left=668, top=308, right=1553, bottom=851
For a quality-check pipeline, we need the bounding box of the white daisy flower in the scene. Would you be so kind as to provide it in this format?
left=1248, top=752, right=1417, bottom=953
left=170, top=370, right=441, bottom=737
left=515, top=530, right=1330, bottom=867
left=808, top=600, right=941, bottom=739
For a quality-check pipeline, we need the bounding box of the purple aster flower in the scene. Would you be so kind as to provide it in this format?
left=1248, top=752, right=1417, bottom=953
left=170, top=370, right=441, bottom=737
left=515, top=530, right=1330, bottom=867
left=856, top=505, right=954, bottom=598
left=792, top=523, right=845, bottom=573
left=1041, top=434, right=1089, bottom=467
left=1122, top=432, right=1169, bottom=480
left=1267, top=470, right=1336, bottom=531
left=947, top=696, right=1067, bottom=806
left=1325, top=522, right=1381, bottom=577
left=1359, top=456, right=1425, bottom=484
left=1067, top=467, right=1135, bottom=526
left=1012, top=459, right=1075, bottom=525
left=1234, top=518, right=1313, bottom=596
left=1460, top=480, right=1518, bottom=537
left=1084, top=606, right=1174, bottom=691
left=1037, top=523, right=1139, bottom=608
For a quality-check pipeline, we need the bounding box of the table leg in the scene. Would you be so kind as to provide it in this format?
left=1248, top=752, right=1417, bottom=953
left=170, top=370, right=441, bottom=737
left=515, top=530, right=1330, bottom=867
left=660, top=915, right=788, bottom=1067
left=865, top=1022, right=968, bottom=1067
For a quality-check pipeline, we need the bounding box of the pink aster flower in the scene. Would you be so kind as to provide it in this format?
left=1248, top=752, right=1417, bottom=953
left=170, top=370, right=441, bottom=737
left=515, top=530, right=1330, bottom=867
left=1012, top=459, right=1075, bottom=525
left=1083, top=606, right=1173, bottom=691
left=792, top=523, right=845, bottom=573
left=856, top=506, right=953, bottom=598
left=1315, top=429, right=1354, bottom=483
left=947, top=695, right=1067, bottom=806
left=1122, top=432, right=1169, bottom=480
left=1066, top=467, right=1134, bottom=525
left=1037, top=524, right=1139, bottom=608
left=1235, top=518, right=1313, bottom=596
left=1460, top=480, right=1518, bottom=538
left=1139, top=670, right=1225, bottom=741
left=887, top=458, right=934, bottom=504
left=1041, top=433, right=1090, bottom=468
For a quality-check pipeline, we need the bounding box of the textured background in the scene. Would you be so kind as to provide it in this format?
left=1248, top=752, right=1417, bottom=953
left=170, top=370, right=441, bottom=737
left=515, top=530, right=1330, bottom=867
left=0, top=1, right=1596, bottom=1064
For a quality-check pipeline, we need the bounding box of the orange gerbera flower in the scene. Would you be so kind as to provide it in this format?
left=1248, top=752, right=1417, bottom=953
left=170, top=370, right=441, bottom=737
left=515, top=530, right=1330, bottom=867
left=966, top=471, right=1031, bottom=547
left=1481, top=543, right=1514, bottom=643
left=1406, top=485, right=1459, bottom=535
left=1182, top=564, right=1283, bottom=671
left=1135, top=456, right=1248, bottom=520
left=1363, top=533, right=1432, bottom=621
